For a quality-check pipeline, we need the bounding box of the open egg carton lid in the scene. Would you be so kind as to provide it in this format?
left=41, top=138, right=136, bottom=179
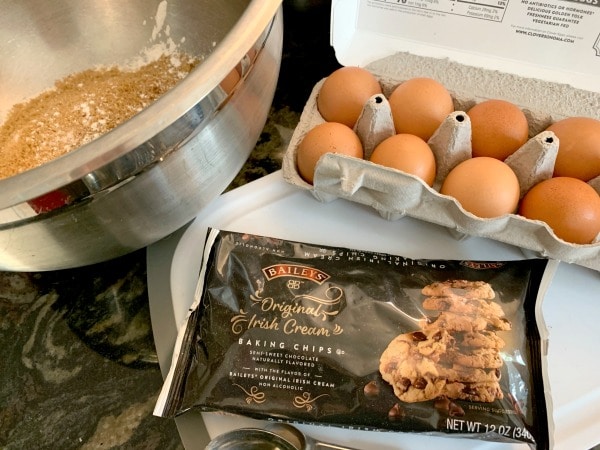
left=282, top=0, right=600, bottom=272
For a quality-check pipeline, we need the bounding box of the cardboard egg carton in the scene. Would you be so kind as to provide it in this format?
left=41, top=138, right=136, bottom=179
left=282, top=53, right=600, bottom=272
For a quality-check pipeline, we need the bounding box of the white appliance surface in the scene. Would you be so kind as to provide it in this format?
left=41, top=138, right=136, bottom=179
left=147, top=170, right=600, bottom=450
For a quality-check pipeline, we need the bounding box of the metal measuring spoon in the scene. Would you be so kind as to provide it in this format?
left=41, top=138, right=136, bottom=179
left=266, top=423, right=358, bottom=450
left=205, top=424, right=358, bottom=450
left=205, top=427, right=297, bottom=450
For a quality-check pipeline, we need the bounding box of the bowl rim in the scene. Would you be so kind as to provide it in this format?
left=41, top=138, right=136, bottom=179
left=0, top=0, right=282, bottom=209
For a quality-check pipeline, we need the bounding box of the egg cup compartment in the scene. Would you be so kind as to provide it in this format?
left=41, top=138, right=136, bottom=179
left=282, top=64, right=600, bottom=272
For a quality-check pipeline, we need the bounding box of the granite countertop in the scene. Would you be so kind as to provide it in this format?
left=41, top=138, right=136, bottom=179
left=0, top=2, right=339, bottom=449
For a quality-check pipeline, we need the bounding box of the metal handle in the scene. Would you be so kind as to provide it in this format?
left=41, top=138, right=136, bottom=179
left=308, top=437, right=359, bottom=450
left=313, top=443, right=358, bottom=450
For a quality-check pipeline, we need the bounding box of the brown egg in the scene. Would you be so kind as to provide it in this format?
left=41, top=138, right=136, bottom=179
left=296, top=122, right=363, bottom=184
left=467, top=99, right=529, bottom=160
left=546, top=116, right=600, bottom=181
left=519, top=177, right=600, bottom=244
left=440, top=157, right=520, bottom=218
left=317, top=66, right=382, bottom=128
left=388, top=77, right=454, bottom=141
left=369, top=134, right=436, bottom=186
left=220, top=68, right=241, bottom=94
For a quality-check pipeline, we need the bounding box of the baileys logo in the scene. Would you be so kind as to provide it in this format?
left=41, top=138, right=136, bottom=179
left=229, top=263, right=342, bottom=338
left=262, top=264, right=330, bottom=284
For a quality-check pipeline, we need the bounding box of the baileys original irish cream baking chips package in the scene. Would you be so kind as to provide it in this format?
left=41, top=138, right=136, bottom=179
left=155, top=229, right=556, bottom=449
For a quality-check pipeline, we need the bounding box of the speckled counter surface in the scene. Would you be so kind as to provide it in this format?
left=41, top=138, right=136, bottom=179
left=0, top=2, right=339, bottom=449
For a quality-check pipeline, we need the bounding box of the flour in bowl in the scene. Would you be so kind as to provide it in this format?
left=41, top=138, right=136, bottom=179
left=0, top=52, right=199, bottom=180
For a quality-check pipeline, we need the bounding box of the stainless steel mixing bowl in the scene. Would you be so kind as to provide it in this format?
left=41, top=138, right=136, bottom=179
left=0, top=0, right=282, bottom=271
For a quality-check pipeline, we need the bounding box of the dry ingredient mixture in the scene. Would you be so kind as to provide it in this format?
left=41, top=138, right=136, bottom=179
left=0, top=52, right=199, bottom=180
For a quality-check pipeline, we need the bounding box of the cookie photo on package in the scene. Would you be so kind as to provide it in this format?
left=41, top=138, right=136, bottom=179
left=154, top=228, right=557, bottom=449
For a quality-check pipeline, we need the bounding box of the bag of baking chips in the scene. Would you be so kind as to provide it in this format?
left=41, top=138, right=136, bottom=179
left=154, top=228, right=557, bottom=449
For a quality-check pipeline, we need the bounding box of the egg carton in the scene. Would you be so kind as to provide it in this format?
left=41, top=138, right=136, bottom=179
left=282, top=54, right=600, bottom=272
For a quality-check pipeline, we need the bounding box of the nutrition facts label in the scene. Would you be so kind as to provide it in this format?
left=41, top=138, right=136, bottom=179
left=371, top=0, right=509, bottom=22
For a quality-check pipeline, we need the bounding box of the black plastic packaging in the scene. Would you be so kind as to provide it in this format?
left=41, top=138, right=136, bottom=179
left=155, top=229, right=554, bottom=449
